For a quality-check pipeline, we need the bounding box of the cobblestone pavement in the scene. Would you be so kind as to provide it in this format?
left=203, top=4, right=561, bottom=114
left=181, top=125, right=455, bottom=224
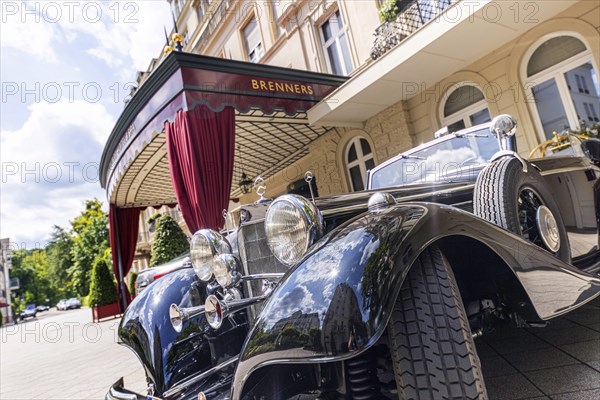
left=1, top=298, right=599, bottom=400
left=0, top=308, right=146, bottom=400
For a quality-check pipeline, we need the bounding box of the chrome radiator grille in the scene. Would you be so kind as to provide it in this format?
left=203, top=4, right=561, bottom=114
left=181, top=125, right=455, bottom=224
left=237, top=205, right=287, bottom=298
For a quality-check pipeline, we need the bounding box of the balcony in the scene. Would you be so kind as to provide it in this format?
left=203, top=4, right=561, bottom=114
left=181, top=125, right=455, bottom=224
left=309, top=1, right=577, bottom=128
left=193, top=0, right=231, bottom=53
left=371, top=0, right=456, bottom=60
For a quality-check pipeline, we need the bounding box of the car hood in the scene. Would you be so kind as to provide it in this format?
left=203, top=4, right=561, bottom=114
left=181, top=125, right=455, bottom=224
left=314, top=180, right=477, bottom=215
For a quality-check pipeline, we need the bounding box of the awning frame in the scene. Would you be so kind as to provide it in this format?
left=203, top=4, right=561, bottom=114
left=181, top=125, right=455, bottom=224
left=99, top=52, right=347, bottom=208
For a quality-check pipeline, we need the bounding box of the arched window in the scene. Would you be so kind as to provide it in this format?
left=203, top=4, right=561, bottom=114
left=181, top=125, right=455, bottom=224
left=346, top=137, right=374, bottom=191
left=526, top=35, right=599, bottom=139
left=442, top=84, right=491, bottom=133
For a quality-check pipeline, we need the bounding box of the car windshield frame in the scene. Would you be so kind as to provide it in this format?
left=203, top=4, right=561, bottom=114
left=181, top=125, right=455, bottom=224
left=367, top=124, right=499, bottom=190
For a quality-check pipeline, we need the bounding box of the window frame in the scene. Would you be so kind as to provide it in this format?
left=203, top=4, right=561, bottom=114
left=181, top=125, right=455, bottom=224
left=269, top=1, right=283, bottom=39
left=345, top=136, right=375, bottom=192
left=319, top=10, right=353, bottom=76
left=522, top=33, right=599, bottom=142
left=440, top=83, right=491, bottom=132
left=241, top=14, right=265, bottom=63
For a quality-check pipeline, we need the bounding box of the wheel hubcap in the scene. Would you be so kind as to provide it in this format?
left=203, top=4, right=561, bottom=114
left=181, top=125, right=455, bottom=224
left=518, top=187, right=560, bottom=254
left=536, top=205, right=560, bottom=252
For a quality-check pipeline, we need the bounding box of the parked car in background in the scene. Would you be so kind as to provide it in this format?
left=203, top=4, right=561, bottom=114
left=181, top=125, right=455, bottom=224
left=66, top=298, right=81, bottom=309
left=19, top=304, right=37, bottom=321
left=109, top=115, right=600, bottom=400
left=134, top=254, right=191, bottom=296
left=36, top=305, right=50, bottom=312
left=56, top=299, right=68, bottom=311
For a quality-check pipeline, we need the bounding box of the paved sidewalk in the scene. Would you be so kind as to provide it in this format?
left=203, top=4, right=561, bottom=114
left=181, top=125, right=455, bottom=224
left=0, top=299, right=598, bottom=399
left=0, top=308, right=146, bottom=400
left=480, top=295, right=600, bottom=400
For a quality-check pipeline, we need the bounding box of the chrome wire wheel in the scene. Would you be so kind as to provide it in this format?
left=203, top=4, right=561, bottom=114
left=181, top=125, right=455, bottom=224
left=518, top=187, right=560, bottom=253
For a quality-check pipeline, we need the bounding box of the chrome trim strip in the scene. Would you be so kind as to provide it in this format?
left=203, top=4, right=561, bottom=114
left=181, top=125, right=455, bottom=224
left=162, top=356, right=238, bottom=398
left=539, top=166, right=594, bottom=176
left=107, top=387, right=137, bottom=400
left=490, top=150, right=527, bottom=172
left=240, top=273, right=284, bottom=281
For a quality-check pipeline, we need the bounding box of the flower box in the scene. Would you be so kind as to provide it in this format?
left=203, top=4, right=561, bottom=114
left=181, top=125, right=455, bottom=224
left=92, top=302, right=122, bottom=323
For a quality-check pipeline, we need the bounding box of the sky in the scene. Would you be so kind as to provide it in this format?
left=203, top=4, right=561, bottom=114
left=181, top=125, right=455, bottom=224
left=1, top=0, right=173, bottom=249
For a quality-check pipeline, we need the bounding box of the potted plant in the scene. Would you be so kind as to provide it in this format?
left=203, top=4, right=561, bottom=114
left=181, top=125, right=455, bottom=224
left=89, top=257, right=120, bottom=322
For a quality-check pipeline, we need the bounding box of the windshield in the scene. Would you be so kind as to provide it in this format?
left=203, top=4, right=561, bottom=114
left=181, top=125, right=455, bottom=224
left=369, top=128, right=500, bottom=189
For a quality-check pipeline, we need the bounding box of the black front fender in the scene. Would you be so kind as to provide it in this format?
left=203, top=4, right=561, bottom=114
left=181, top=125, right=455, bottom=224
left=232, top=202, right=600, bottom=399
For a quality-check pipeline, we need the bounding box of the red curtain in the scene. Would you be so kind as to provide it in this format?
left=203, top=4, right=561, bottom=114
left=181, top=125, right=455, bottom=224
left=165, top=106, right=235, bottom=232
left=109, top=205, right=143, bottom=308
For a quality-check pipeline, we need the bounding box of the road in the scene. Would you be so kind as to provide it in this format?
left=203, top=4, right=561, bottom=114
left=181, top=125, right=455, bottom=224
left=0, top=308, right=146, bottom=400
left=0, top=299, right=599, bottom=399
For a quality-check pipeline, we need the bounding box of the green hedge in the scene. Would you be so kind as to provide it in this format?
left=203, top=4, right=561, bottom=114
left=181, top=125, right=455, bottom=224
left=89, top=257, right=119, bottom=307
left=129, top=272, right=138, bottom=295
left=150, top=214, right=189, bottom=266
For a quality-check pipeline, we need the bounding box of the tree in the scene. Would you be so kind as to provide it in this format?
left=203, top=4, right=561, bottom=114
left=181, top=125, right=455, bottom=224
left=88, top=257, right=119, bottom=307
left=150, top=214, right=189, bottom=266
left=47, top=225, right=75, bottom=298
left=69, top=199, right=109, bottom=296
left=10, top=249, right=54, bottom=306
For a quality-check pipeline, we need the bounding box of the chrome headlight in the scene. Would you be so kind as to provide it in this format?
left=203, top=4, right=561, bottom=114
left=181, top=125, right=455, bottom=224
left=190, top=230, right=233, bottom=283
left=213, top=254, right=241, bottom=287
left=264, top=195, right=324, bottom=266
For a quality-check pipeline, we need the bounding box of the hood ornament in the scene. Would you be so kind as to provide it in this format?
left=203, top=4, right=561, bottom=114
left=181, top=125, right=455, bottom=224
left=304, top=171, right=316, bottom=203
left=254, top=176, right=271, bottom=203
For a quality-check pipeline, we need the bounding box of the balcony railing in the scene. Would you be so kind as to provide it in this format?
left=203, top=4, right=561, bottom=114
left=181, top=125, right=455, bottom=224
left=371, top=0, right=456, bottom=60
left=194, top=0, right=231, bottom=53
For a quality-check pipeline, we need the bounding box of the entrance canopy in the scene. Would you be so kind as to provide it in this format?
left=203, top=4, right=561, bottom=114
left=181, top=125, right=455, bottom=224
left=100, top=52, right=346, bottom=207
left=99, top=52, right=345, bottom=310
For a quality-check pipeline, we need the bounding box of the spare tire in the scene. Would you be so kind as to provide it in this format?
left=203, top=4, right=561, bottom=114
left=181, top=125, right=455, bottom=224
left=474, top=157, right=571, bottom=263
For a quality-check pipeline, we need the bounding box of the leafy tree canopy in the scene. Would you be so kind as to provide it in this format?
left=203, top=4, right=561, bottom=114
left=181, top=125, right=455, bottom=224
left=46, top=225, right=75, bottom=298
left=10, top=249, right=53, bottom=308
left=69, top=199, right=109, bottom=296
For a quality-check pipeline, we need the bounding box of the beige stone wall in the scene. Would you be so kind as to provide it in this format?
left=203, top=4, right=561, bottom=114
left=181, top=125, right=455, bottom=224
left=406, top=2, right=600, bottom=154
left=305, top=100, right=414, bottom=196
left=182, top=0, right=381, bottom=74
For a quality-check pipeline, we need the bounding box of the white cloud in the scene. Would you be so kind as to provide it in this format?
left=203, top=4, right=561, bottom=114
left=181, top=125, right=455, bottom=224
left=0, top=7, right=59, bottom=63
left=56, top=1, right=172, bottom=79
left=87, top=47, right=123, bottom=68
left=0, top=1, right=175, bottom=245
left=1, top=1, right=172, bottom=79
left=0, top=100, right=115, bottom=246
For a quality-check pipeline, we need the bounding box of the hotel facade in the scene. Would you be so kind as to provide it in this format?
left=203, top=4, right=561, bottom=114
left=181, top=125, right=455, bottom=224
left=128, top=0, right=600, bottom=273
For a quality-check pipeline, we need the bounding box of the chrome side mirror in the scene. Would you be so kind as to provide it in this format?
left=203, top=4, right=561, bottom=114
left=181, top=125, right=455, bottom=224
left=490, top=114, right=517, bottom=152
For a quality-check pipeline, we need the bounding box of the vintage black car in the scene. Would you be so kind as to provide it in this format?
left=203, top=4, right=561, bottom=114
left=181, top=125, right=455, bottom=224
left=108, top=115, right=600, bottom=400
